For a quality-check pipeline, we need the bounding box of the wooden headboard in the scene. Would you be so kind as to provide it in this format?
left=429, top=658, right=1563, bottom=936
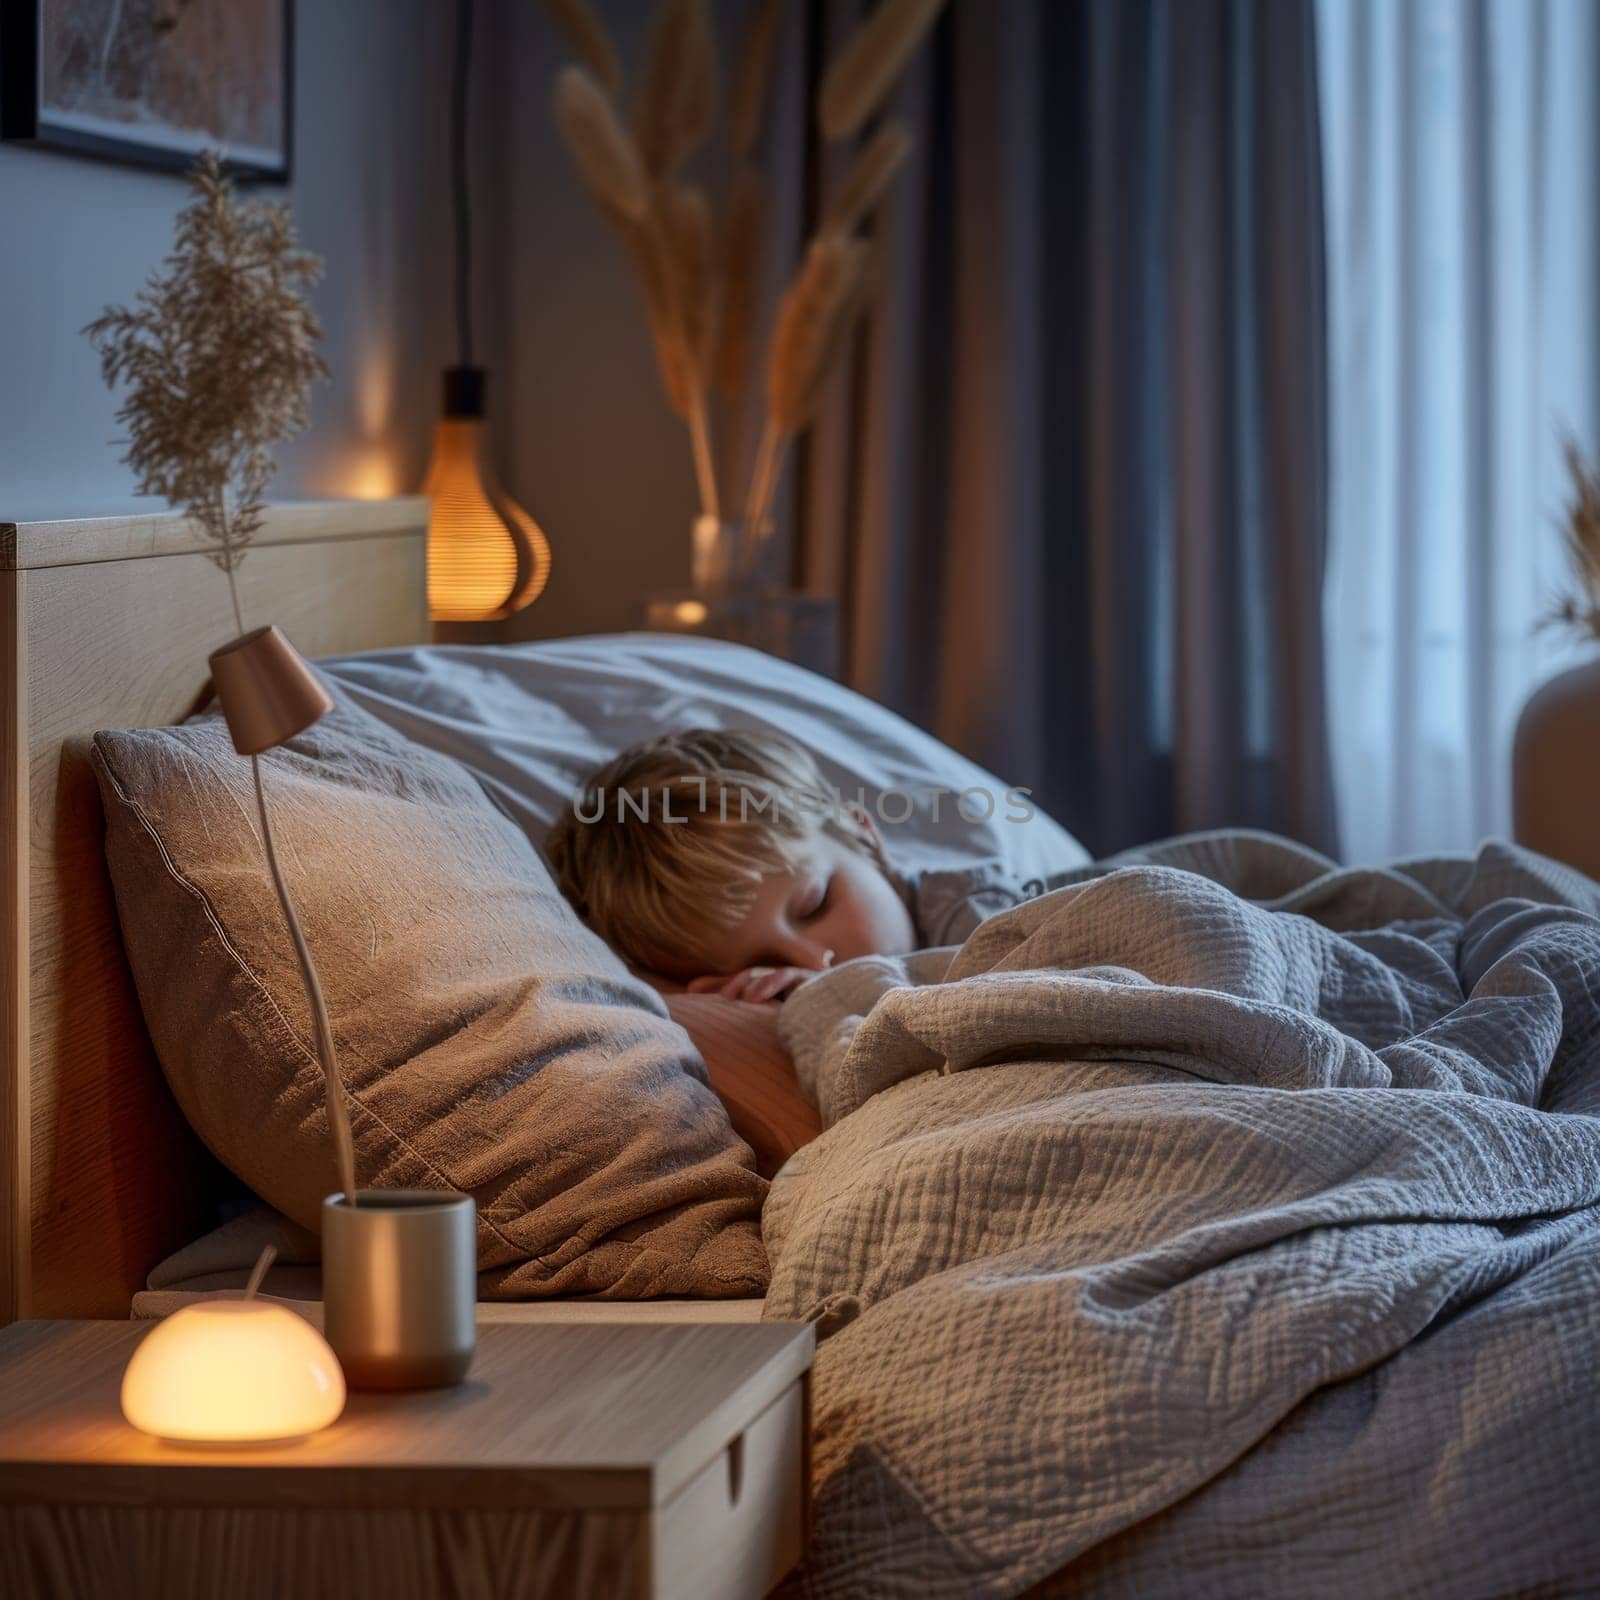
left=0, top=499, right=429, bottom=1321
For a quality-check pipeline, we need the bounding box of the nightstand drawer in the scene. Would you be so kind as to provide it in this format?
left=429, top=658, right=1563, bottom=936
left=652, top=1378, right=808, bottom=1599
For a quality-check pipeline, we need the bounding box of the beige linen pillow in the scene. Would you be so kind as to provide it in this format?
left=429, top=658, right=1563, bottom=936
left=91, top=690, right=767, bottom=1300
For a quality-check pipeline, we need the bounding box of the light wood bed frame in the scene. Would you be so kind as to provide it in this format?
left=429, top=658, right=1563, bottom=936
left=0, top=499, right=429, bottom=1321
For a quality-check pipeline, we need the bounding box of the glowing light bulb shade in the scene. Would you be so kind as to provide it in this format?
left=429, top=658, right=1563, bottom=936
left=424, top=375, right=551, bottom=622
left=121, top=1301, right=346, bottom=1444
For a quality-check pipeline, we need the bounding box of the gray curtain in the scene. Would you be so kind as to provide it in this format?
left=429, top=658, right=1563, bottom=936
left=794, top=0, right=1338, bottom=857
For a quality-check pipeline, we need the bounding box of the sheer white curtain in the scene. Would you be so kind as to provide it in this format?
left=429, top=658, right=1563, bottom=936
left=1317, top=0, right=1599, bottom=861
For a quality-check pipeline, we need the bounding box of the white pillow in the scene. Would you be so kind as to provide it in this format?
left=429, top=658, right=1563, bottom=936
left=320, top=634, right=1090, bottom=885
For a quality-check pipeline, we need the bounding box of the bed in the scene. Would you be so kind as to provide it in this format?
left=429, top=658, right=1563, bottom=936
left=6, top=500, right=1600, bottom=1598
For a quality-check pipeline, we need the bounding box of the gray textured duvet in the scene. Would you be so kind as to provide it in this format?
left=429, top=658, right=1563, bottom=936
left=768, top=832, right=1600, bottom=1598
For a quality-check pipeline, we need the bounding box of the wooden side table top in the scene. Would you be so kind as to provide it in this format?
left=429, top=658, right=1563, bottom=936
left=0, top=1317, right=815, bottom=1512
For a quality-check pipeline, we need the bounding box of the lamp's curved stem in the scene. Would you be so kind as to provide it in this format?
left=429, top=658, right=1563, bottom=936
left=250, top=753, right=358, bottom=1206
left=243, top=1244, right=278, bottom=1300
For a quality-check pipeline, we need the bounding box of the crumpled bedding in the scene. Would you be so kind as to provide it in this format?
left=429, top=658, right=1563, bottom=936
left=766, top=832, right=1600, bottom=1598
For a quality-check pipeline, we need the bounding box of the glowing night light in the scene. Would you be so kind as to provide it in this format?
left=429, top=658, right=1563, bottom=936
left=120, top=1299, right=346, bottom=1445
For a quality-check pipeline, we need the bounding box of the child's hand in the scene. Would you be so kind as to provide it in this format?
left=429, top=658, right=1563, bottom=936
left=686, top=965, right=817, bottom=1003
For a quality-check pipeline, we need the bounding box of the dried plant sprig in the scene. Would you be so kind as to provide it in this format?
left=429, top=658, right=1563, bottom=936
left=1546, top=435, right=1600, bottom=643
left=626, top=205, right=721, bottom=518
left=626, top=213, right=698, bottom=415
left=667, top=185, right=716, bottom=369
left=552, top=61, right=719, bottom=514
left=729, top=0, right=786, bottom=156
left=679, top=0, right=719, bottom=167
left=793, top=236, right=878, bottom=426
left=86, top=155, right=354, bottom=1210
left=620, top=0, right=722, bottom=520
left=821, top=119, right=911, bottom=237
left=553, top=67, right=651, bottom=227
left=667, top=184, right=721, bottom=517
left=541, top=0, right=941, bottom=562
left=715, top=164, right=765, bottom=395
left=85, top=153, right=327, bottom=629
left=685, top=394, right=721, bottom=519
left=767, top=236, right=865, bottom=432
left=634, top=0, right=718, bottom=179
left=634, top=0, right=694, bottom=175
left=741, top=237, right=864, bottom=569
left=819, top=0, right=947, bottom=140
left=541, top=0, right=622, bottom=95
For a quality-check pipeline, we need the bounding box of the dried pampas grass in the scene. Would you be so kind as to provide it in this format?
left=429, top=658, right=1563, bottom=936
left=634, top=0, right=696, bottom=173
left=729, top=0, right=786, bottom=156
left=741, top=238, right=864, bottom=563
left=626, top=214, right=697, bottom=416
left=1549, top=436, right=1600, bottom=642
left=541, top=0, right=621, bottom=95
left=667, top=184, right=716, bottom=369
left=679, top=0, right=719, bottom=163
left=819, top=0, right=947, bottom=140
left=540, top=0, right=940, bottom=536
left=795, top=235, right=878, bottom=423
left=669, top=184, right=723, bottom=516
left=627, top=202, right=722, bottom=518
left=635, top=0, right=718, bottom=178
left=766, top=237, right=865, bottom=433
left=821, top=119, right=911, bottom=237
left=554, top=67, right=650, bottom=227
left=84, top=152, right=327, bottom=627
left=715, top=165, right=765, bottom=395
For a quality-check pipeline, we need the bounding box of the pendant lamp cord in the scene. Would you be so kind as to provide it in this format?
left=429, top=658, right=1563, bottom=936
left=451, top=0, right=475, bottom=368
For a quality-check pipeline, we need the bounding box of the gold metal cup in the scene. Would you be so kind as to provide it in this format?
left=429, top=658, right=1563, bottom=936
left=321, top=1190, right=477, bottom=1390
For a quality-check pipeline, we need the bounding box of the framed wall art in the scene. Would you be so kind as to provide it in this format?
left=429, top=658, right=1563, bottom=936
left=1, top=0, right=292, bottom=182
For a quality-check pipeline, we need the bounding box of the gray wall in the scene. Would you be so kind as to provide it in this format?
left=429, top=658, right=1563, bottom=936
left=489, top=0, right=698, bottom=642
left=0, top=0, right=459, bottom=522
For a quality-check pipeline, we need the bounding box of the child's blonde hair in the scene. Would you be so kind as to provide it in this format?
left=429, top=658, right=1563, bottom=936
left=546, top=728, right=881, bottom=975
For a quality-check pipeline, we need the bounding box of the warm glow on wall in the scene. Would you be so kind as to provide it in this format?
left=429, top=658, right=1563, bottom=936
left=120, top=1300, right=346, bottom=1444
left=346, top=447, right=401, bottom=501
left=425, top=368, right=551, bottom=622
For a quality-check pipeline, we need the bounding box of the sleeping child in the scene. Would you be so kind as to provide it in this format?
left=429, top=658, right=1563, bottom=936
left=547, top=727, right=1001, bottom=1000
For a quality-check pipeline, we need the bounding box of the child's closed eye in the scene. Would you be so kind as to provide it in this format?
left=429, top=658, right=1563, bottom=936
left=797, top=876, right=833, bottom=923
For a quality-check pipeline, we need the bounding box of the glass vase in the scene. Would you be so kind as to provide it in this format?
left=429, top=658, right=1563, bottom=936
left=643, top=518, right=840, bottom=677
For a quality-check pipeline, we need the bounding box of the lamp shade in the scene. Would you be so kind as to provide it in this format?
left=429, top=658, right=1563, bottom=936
left=121, top=1300, right=346, bottom=1444
left=425, top=367, right=551, bottom=623
left=209, top=625, right=334, bottom=756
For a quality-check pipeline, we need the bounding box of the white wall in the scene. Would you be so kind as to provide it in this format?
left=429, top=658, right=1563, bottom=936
left=0, top=0, right=460, bottom=522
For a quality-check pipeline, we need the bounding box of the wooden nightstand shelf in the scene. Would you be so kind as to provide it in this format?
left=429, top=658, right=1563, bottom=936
left=0, top=1317, right=814, bottom=1600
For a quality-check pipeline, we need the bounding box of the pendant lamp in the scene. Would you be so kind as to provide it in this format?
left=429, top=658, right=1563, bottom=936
left=425, top=0, right=551, bottom=623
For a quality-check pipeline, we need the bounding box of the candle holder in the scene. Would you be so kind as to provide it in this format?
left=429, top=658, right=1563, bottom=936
left=322, top=1190, right=477, bottom=1391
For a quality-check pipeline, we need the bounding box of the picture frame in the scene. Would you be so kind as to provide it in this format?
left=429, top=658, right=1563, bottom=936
left=0, top=0, right=292, bottom=183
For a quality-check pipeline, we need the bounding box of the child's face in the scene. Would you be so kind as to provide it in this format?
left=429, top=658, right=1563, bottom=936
left=684, top=831, right=915, bottom=979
